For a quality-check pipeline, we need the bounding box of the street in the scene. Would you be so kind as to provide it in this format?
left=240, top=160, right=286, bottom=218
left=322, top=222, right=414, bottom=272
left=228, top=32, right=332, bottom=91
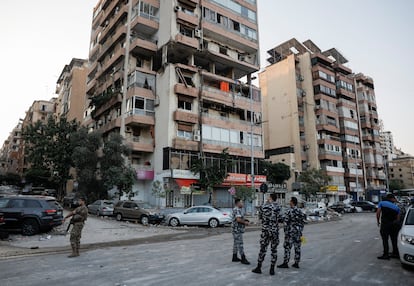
left=1, top=213, right=413, bottom=286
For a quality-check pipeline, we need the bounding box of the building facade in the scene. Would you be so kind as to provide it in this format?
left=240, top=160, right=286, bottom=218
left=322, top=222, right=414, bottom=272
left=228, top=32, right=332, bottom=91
left=86, top=0, right=263, bottom=207
left=388, top=156, right=414, bottom=189
left=56, top=58, right=88, bottom=123
left=260, top=38, right=386, bottom=202
left=0, top=121, right=23, bottom=176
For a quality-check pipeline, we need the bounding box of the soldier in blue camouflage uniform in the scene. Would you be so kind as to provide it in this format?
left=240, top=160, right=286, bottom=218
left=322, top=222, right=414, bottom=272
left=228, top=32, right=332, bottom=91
left=63, top=197, right=88, bottom=258
left=252, top=193, right=281, bottom=275
left=278, top=196, right=305, bottom=269
left=232, top=198, right=250, bottom=265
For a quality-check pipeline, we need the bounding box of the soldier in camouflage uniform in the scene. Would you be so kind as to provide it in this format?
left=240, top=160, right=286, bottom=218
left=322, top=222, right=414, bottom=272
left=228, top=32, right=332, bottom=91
left=232, top=198, right=250, bottom=265
left=252, top=193, right=281, bottom=275
left=63, top=197, right=88, bottom=258
left=278, top=196, right=305, bottom=269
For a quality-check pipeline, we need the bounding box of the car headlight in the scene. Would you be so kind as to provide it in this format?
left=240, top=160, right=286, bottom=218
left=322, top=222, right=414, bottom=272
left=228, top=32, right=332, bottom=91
left=401, top=234, right=414, bottom=244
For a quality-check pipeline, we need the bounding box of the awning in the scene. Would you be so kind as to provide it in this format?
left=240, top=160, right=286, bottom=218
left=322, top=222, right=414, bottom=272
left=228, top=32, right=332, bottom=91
left=175, top=179, right=198, bottom=188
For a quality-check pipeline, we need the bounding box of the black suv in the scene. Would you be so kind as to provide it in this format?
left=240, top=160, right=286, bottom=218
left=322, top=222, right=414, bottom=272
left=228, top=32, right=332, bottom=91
left=0, top=196, right=63, bottom=235
left=351, top=201, right=377, bottom=212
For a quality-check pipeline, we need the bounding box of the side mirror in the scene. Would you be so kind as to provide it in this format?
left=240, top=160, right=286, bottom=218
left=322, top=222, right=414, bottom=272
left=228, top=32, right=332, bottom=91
left=183, top=211, right=187, bottom=214
left=134, top=207, right=139, bottom=210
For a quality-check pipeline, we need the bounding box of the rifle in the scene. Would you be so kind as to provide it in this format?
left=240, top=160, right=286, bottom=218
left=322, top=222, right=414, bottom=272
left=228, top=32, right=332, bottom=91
left=65, top=218, right=74, bottom=235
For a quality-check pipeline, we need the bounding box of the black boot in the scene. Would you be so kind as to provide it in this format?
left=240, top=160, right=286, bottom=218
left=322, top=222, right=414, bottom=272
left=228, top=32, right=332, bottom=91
left=277, top=262, right=289, bottom=268
left=232, top=253, right=241, bottom=262
left=241, top=254, right=250, bottom=265
left=292, top=262, right=299, bottom=268
left=269, top=264, right=275, bottom=275
left=252, top=262, right=262, bottom=274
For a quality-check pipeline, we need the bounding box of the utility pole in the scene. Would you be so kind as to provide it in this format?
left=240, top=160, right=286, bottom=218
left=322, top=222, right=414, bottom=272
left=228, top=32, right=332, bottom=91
left=249, top=74, right=257, bottom=215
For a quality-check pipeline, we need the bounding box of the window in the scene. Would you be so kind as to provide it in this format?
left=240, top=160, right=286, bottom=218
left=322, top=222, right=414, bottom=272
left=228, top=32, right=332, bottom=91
left=127, top=96, right=155, bottom=116
left=178, top=100, right=192, bottom=111
left=24, top=200, right=41, bottom=208
left=177, top=130, right=193, bottom=139
left=179, top=25, right=193, bottom=37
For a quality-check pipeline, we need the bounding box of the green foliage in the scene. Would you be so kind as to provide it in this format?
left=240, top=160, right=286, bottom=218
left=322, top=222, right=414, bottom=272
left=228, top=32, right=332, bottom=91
left=152, top=180, right=165, bottom=198
left=298, top=168, right=331, bottom=199
left=100, top=133, right=136, bottom=196
left=234, top=185, right=256, bottom=203
left=389, top=179, right=405, bottom=191
left=0, top=173, right=22, bottom=186
left=22, top=116, right=79, bottom=197
left=191, top=149, right=231, bottom=200
left=261, top=161, right=291, bottom=184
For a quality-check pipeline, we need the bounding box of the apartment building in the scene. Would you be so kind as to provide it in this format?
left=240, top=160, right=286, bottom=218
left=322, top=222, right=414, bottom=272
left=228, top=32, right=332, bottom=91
left=388, top=156, right=414, bottom=189
left=260, top=38, right=385, bottom=202
left=0, top=121, right=23, bottom=175
left=86, top=0, right=263, bottom=207
left=55, top=58, right=88, bottom=123
left=380, top=130, right=396, bottom=161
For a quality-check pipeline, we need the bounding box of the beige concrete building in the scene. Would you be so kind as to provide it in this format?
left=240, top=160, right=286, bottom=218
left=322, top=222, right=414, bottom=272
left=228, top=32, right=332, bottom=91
left=86, top=0, right=262, bottom=207
left=0, top=121, right=23, bottom=175
left=260, top=38, right=386, bottom=202
left=55, top=58, right=88, bottom=123
left=389, top=156, right=414, bottom=189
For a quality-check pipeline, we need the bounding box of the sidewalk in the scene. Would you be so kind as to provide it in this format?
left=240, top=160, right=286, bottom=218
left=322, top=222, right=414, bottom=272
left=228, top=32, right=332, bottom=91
left=0, top=214, right=182, bottom=259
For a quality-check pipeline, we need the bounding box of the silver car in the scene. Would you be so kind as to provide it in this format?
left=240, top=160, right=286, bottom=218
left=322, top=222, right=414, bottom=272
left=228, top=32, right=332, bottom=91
left=166, top=206, right=232, bottom=228
left=87, top=200, right=114, bottom=216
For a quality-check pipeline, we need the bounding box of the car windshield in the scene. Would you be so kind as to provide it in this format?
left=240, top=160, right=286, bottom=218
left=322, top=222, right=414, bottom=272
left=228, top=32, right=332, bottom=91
left=405, top=210, right=414, bottom=225
left=47, top=200, right=61, bottom=209
left=138, top=203, right=152, bottom=209
left=103, top=201, right=113, bottom=206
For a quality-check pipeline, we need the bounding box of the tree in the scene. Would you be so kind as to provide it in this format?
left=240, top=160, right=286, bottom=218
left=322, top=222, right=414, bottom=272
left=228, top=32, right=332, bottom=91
left=100, top=133, right=137, bottom=198
left=389, top=179, right=405, bottom=191
left=234, top=185, right=256, bottom=203
left=71, top=128, right=103, bottom=201
left=298, top=168, right=331, bottom=200
left=261, top=161, right=291, bottom=184
left=152, top=180, right=165, bottom=209
left=191, top=148, right=231, bottom=204
left=23, top=116, right=79, bottom=198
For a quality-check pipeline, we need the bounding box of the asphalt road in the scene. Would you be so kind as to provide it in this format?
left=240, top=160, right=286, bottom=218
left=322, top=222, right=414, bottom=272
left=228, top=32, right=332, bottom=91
left=1, top=213, right=413, bottom=286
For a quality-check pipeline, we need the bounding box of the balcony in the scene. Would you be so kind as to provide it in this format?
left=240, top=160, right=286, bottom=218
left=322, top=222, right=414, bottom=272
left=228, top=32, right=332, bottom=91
left=130, top=36, right=157, bottom=56
left=318, top=149, right=342, bottom=160
left=100, top=47, right=125, bottom=77
left=131, top=11, right=159, bottom=35
left=99, top=4, right=128, bottom=44
left=125, top=109, right=155, bottom=126
left=202, top=113, right=261, bottom=134
left=173, top=137, right=199, bottom=151
left=99, top=26, right=127, bottom=62
left=126, top=136, right=154, bottom=153
left=201, top=20, right=258, bottom=53
left=176, top=10, right=199, bottom=26
left=99, top=117, right=121, bottom=134
left=174, top=83, right=198, bottom=98
left=93, top=93, right=122, bottom=119
left=175, top=33, right=199, bottom=49
left=202, top=139, right=263, bottom=158
left=174, top=110, right=199, bottom=124
left=324, top=166, right=345, bottom=173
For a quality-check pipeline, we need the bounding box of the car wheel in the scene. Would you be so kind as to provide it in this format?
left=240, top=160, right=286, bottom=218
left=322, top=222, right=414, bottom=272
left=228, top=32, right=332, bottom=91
left=208, top=218, right=219, bottom=228
left=96, top=210, right=100, bottom=216
left=115, top=213, right=122, bottom=221
left=169, top=217, right=179, bottom=227
left=141, top=216, right=149, bottom=225
left=22, top=219, right=40, bottom=236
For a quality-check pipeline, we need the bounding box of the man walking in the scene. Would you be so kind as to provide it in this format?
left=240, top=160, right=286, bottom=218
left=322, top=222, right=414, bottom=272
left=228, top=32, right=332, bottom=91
left=376, top=193, right=400, bottom=260
left=232, top=198, right=250, bottom=265
left=252, top=193, right=281, bottom=275
left=63, top=197, right=88, bottom=258
left=278, top=197, right=305, bottom=269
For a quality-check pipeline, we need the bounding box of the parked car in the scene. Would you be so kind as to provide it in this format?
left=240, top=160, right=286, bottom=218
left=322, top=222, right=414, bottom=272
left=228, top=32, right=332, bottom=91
left=87, top=200, right=114, bottom=216
left=62, top=192, right=82, bottom=208
left=328, top=203, right=346, bottom=214
left=305, top=202, right=327, bottom=217
left=0, top=195, right=63, bottom=235
left=0, top=212, right=8, bottom=240
left=398, top=206, right=414, bottom=267
left=166, top=206, right=232, bottom=228
left=351, top=201, right=377, bottom=211
left=114, top=201, right=164, bottom=225
left=343, top=203, right=362, bottom=213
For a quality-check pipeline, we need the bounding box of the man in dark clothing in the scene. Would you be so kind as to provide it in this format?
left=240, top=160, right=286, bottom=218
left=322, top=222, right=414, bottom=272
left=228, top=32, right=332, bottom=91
left=231, top=198, right=250, bottom=265
left=278, top=196, right=305, bottom=269
left=376, top=194, right=400, bottom=260
left=252, top=193, right=281, bottom=275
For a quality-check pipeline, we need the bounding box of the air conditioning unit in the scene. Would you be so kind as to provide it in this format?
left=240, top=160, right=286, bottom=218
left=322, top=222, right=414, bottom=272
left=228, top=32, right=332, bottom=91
left=126, top=126, right=132, bottom=133
left=174, top=5, right=181, bottom=12
left=315, top=106, right=321, bottom=110
left=193, top=134, right=201, bottom=141
left=154, top=97, right=160, bottom=106
left=301, top=91, right=307, bottom=97
left=194, top=29, right=203, bottom=38
left=299, top=75, right=304, bottom=81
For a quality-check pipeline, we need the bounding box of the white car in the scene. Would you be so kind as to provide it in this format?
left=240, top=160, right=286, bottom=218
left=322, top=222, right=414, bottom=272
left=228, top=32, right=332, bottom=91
left=166, top=206, right=232, bottom=228
left=398, top=206, right=414, bottom=267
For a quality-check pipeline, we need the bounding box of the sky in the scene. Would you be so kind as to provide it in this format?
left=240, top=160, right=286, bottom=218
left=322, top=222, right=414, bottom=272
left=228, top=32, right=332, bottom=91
left=0, top=0, right=413, bottom=155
